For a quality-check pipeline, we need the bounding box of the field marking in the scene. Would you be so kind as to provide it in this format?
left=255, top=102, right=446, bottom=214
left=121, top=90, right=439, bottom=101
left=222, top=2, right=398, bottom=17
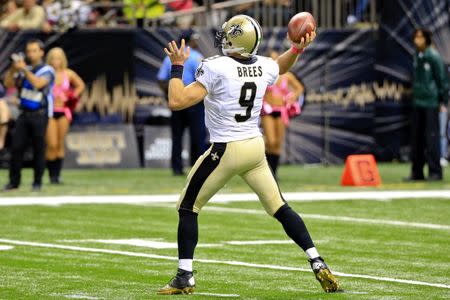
left=195, top=292, right=240, bottom=298
left=1, top=190, right=450, bottom=206
left=69, top=239, right=222, bottom=249
left=67, top=238, right=294, bottom=249
left=205, top=206, right=450, bottom=231
left=63, top=295, right=99, bottom=300
left=0, top=245, right=14, bottom=251
left=148, top=204, right=450, bottom=231
left=0, top=239, right=449, bottom=290
left=225, top=240, right=293, bottom=245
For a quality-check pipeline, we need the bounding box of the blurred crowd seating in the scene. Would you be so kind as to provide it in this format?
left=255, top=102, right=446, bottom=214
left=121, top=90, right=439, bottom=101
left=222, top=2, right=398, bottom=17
left=0, top=0, right=377, bottom=31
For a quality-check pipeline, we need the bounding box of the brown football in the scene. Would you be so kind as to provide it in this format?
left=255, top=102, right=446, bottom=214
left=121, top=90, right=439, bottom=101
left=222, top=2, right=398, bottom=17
left=288, top=12, right=316, bottom=43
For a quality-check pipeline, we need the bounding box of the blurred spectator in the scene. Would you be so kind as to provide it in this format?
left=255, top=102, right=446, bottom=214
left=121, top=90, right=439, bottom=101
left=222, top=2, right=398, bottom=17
left=0, top=0, right=46, bottom=31
left=405, top=29, right=449, bottom=182
left=89, top=0, right=123, bottom=27
left=46, top=47, right=85, bottom=184
left=123, top=0, right=165, bottom=27
left=0, top=0, right=17, bottom=23
left=440, top=102, right=449, bottom=167
left=0, top=84, right=19, bottom=156
left=347, top=0, right=370, bottom=25
left=166, top=0, right=193, bottom=29
left=3, top=39, right=55, bottom=192
left=0, top=86, right=9, bottom=154
left=42, top=0, right=92, bottom=32
left=157, top=30, right=206, bottom=176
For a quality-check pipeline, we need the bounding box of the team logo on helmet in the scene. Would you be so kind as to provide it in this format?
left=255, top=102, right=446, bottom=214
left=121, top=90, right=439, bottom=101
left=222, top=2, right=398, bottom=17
left=214, top=15, right=263, bottom=58
left=228, top=24, right=244, bottom=38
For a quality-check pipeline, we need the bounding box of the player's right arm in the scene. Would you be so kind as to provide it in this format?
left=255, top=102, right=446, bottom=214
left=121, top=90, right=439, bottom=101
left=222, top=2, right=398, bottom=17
left=168, top=80, right=207, bottom=111
left=164, top=40, right=208, bottom=111
left=276, top=32, right=316, bottom=75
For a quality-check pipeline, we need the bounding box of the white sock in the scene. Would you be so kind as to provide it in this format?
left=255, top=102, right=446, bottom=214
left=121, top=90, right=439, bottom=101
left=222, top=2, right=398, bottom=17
left=305, top=247, right=320, bottom=260
left=179, top=259, right=193, bottom=272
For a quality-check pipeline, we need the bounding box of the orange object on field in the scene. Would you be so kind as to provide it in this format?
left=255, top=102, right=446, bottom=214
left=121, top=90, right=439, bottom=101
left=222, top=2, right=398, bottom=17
left=341, top=154, right=381, bottom=186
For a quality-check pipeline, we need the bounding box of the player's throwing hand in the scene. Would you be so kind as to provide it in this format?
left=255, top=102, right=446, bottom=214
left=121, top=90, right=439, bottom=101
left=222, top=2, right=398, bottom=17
left=289, top=31, right=316, bottom=51
left=164, top=39, right=191, bottom=66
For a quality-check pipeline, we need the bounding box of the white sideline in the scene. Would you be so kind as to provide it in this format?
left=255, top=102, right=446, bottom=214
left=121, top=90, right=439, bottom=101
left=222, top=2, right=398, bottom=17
left=1, top=190, right=450, bottom=206
left=0, top=239, right=449, bottom=290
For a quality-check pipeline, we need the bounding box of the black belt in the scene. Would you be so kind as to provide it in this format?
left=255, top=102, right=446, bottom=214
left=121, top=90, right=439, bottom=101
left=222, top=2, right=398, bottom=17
left=20, top=109, right=46, bottom=116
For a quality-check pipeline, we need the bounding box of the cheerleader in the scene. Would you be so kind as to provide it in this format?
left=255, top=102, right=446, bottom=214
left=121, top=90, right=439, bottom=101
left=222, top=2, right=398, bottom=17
left=45, top=47, right=85, bottom=184
left=261, top=50, right=304, bottom=177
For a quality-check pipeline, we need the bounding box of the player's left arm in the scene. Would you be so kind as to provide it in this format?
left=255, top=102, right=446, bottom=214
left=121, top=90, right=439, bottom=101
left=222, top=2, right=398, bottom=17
left=164, top=40, right=208, bottom=111
left=276, top=31, right=316, bottom=75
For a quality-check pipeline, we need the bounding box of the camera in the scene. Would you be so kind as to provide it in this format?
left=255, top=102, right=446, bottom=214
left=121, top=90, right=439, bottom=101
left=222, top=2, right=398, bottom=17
left=10, top=52, right=25, bottom=63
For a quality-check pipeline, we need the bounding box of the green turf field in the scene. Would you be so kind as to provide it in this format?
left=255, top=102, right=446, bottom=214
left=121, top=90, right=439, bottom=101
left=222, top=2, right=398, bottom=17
left=0, top=164, right=449, bottom=299
left=0, top=163, right=449, bottom=196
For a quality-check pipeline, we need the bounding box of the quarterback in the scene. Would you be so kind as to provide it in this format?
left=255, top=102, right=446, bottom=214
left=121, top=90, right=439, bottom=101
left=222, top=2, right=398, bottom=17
left=158, top=15, right=340, bottom=294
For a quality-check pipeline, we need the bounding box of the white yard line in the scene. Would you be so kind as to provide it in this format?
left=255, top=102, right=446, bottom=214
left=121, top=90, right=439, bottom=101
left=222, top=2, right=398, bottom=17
left=195, top=292, right=240, bottom=298
left=225, top=240, right=293, bottom=245
left=66, top=238, right=294, bottom=249
left=146, top=204, right=450, bottom=231
left=203, top=206, right=450, bottom=231
left=63, top=295, right=99, bottom=300
left=0, top=238, right=448, bottom=290
left=1, top=190, right=450, bottom=206
left=66, top=239, right=222, bottom=249
left=0, top=245, right=14, bottom=251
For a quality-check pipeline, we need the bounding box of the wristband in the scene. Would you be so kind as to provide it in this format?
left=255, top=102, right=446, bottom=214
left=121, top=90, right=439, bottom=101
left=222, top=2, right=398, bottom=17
left=170, top=64, right=184, bottom=79
left=290, top=47, right=304, bottom=55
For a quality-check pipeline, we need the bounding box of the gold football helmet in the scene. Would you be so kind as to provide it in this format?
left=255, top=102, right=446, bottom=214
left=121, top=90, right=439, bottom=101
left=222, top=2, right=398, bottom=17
left=215, top=15, right=263, bottom=58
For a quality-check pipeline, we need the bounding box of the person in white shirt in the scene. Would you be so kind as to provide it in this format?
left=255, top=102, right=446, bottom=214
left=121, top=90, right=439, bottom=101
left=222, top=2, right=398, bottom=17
left=0, top=0, right=45, bottom=31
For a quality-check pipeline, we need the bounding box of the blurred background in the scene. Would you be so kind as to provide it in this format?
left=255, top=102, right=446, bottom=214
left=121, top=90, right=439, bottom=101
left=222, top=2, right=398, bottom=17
left=0, top=0, right=448, bottom=170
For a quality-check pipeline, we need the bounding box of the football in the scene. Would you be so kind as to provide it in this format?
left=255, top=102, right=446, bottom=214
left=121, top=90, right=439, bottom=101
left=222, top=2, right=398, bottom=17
left=287, top=12, right=316, bottom=43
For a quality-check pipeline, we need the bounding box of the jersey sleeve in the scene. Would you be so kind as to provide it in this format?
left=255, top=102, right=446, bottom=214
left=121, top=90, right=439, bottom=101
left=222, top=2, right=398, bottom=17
left=187, top=52, right=203, bottom=78
left=195, top=60, right=215, bottom=92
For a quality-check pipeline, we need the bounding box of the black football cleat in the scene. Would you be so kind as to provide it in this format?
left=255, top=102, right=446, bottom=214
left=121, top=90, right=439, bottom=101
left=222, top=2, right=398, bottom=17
left=3, top=183, right=18, bottom=192
left=309, top=257, right=341, bottom=293
left=157, top=269, right=195, bottom=295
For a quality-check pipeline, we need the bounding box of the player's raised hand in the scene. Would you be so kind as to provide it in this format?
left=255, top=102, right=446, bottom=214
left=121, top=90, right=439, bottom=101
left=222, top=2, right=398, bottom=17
left=290, top=31, right=316, bottom=50
left=164, top=39, right=191, bottom=66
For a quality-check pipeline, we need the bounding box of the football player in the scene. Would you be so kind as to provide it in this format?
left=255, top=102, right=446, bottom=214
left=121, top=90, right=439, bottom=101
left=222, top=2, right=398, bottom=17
left=158, top=15, right=340, bottom=295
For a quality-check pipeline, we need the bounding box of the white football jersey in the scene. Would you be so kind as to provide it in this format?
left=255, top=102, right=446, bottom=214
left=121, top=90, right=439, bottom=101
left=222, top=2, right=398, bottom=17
left=195, top=55, right=279, bottom=143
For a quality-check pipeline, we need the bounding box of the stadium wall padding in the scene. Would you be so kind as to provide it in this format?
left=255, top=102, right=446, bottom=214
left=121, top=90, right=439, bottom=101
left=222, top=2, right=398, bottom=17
left=0, top=0, right=448, bottom=166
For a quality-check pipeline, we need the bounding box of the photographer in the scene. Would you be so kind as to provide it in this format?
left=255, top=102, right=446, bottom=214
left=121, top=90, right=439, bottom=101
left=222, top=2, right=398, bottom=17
left=3, top=39, right=55, bottom=192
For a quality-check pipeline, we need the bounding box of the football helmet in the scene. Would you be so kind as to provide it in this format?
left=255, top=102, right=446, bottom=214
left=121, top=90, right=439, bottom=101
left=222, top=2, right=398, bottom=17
left=215, top=15, right=263, bottom=58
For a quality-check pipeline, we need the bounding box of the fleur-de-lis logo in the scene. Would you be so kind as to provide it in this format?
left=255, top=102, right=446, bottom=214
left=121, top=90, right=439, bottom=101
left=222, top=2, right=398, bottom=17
left=195, top=64, right=204, bottom=78
left=228, top=24, right=243, bottom=38
left=211, top=152, right=219, bottom=161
